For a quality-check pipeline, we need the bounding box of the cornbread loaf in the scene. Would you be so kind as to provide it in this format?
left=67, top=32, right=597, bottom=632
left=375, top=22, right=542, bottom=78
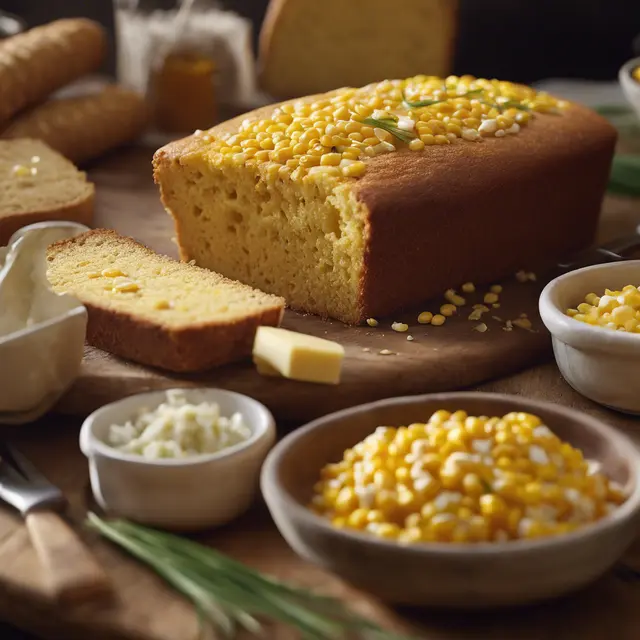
left=1, top=86, right=149, bottom=165
left=46, top=229, right=285, bottom=373
left=0, top=139, right=94, bottom=245
left=0, top=19, right=106, bottom=126
left=259, top=0, right=457, bottom=99
left=154, top=75, right=617, bottom=324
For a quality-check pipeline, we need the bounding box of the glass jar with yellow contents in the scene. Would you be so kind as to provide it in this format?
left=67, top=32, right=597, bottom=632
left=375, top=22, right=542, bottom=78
left=114, top=0, right=256, bottom=139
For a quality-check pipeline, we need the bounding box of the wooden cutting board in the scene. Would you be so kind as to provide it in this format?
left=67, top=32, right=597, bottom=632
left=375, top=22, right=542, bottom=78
left=54, top=146, right=556, bottom=422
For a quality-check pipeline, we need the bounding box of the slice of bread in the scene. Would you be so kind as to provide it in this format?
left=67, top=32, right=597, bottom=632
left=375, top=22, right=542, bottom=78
left=0, top=138, right=94, bottom=245
left=46, top=229, right=285, bottom=372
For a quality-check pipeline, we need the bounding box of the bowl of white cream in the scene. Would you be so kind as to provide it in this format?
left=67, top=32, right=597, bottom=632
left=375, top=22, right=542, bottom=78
left=80, top=388, right=276, bottom=531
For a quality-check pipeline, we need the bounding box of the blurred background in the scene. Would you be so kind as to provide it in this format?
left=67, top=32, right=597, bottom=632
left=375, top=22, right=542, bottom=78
left=3, top=0, right=640, bottom=85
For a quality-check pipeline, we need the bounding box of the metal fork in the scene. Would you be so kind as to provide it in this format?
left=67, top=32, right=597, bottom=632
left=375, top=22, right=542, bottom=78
left=0, top=444, right=112, bottom=603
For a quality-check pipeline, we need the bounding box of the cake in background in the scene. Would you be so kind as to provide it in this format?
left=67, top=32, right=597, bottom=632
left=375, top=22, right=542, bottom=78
left=259, top=0, right=457, bottom=99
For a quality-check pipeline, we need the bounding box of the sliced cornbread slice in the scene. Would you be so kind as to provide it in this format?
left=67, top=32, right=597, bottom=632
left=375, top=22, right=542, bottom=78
left=46, top=229, right=285, bottom=372
left=0, top=138, right=94, bottom=245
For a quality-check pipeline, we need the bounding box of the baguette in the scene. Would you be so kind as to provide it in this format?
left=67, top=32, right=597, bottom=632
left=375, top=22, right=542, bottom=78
left=0, top=138, right=94, bottom=246
left=0, top=19, right=106, bottom=126
left=46, top=229, right=285, bottom=373
left=1, top=86, right=149, bottom=165
left=154, top=74, right=617, bottom=324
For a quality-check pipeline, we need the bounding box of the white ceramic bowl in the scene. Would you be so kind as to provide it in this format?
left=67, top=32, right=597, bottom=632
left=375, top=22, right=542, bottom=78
left=0, top=221, right=90, bottom=424
left=620, top=57, right=640, bottom=119
left=539, top=260, right=640, bottom=414
left=80, top=388, right=276, bottom=531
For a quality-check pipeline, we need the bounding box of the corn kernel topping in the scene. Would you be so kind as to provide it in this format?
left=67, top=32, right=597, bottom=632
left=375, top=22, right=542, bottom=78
left=205, top=76, right=568, bottom=183
left=310, top=411, right=626, bottom=543
left=566, top=285, right=640, bottom=333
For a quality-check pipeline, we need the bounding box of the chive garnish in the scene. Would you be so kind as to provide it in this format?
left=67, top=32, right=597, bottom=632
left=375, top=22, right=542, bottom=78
left=402, top=88, right=483, bottom=108
left=87, top=513, right=416, bottom=639
left=360, top=117, right=416, bottom=143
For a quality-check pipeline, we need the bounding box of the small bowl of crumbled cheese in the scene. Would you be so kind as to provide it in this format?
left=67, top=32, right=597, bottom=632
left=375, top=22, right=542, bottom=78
left=80, top=388, right=276, bottom=530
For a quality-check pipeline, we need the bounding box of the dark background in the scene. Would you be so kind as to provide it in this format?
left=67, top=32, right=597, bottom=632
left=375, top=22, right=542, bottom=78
left=3, top=0, right=640, bottom=85
left=0, top=1, right=640, bottom=639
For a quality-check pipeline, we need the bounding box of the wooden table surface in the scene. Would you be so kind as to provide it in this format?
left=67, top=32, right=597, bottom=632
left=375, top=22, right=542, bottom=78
left=0, top=138, right=639, bottom=638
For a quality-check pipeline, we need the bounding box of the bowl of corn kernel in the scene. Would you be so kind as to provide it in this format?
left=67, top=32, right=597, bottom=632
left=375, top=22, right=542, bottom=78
left=261, top=392, right=640, bottom=608
left=539, top=260, right=640, bottom=413
left=620, top=57, right=640, bottom=119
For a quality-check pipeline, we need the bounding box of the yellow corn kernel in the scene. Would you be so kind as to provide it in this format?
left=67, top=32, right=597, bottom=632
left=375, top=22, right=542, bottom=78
left=320, top=152, right=342, bottom=166
left=366, top=317, right=379, bottom=327
left=428, top=513, right=457, bottom=539
left=461, top=282, right=475, bottom=293
left=101, top=268, right=125, bottom=278
left=113, top=279, right=139, bottom=293
left=347, top=508, right=370, bottom=529
left=399, top=527, right=424, bottom=544
left=430, top=314, right=446, bottom=326
left=444, top=289, right=466, bottom=306
left=373, top=469, right=395, bottom=490
left=417, top=311, right=433, bottom=324
left=342, top=161, right=366, bottom=177
left=391, top=322, right=409, bottom=332
left=479, top=494, right=507, bottom=519
left=334, top=487, right=358, bottom=514
left=154, top=299, right=171, bottom=310
left=374, top=523, right=401, bottom=539
left=484, top=292, right=499, bottom=304
left=462, top=473, right=485, bottom=497
left=439, top=303, right=457, bottom=317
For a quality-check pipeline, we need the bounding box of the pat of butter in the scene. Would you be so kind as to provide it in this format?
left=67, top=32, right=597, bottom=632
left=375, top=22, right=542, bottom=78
left=253, top=326, right=344, bottom=385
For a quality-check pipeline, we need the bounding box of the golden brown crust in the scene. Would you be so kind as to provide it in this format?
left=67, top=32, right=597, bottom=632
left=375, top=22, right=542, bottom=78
left=354, top=104, right=616, bottom=321
left=0, top=188, right=94, bottom=247
left=154, top=98, right=616, bottom=325
left=47, top=229, right=285, bottom=373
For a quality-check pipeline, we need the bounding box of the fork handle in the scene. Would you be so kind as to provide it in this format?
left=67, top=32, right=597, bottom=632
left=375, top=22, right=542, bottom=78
left=26, top=511, right=112, bottom=603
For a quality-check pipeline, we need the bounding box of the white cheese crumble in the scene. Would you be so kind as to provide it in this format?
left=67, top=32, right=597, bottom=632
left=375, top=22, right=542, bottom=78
left=107, top=389, right=251, bottom=459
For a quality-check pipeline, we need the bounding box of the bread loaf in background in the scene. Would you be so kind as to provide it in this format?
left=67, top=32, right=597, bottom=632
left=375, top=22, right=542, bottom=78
left=0, top=19, right=106, bottom=126
left=154, top=77, right=616, bottom=325
left=46, top=230, right=285, bottom=373
left=0, top=139, right=94, bottom=246
left=1, top=86, right=149, bottom=165
left=259, top=0, right=458, bottom=99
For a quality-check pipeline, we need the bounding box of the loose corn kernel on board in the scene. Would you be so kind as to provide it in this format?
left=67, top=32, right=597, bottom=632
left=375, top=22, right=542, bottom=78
left=52, top=146, right=640, bottom=422
left=4, top=366, right=640, bottom=640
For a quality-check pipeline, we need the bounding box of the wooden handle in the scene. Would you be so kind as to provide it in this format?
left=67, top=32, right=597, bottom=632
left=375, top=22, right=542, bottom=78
left=26, top=511, right=112, bottom=604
